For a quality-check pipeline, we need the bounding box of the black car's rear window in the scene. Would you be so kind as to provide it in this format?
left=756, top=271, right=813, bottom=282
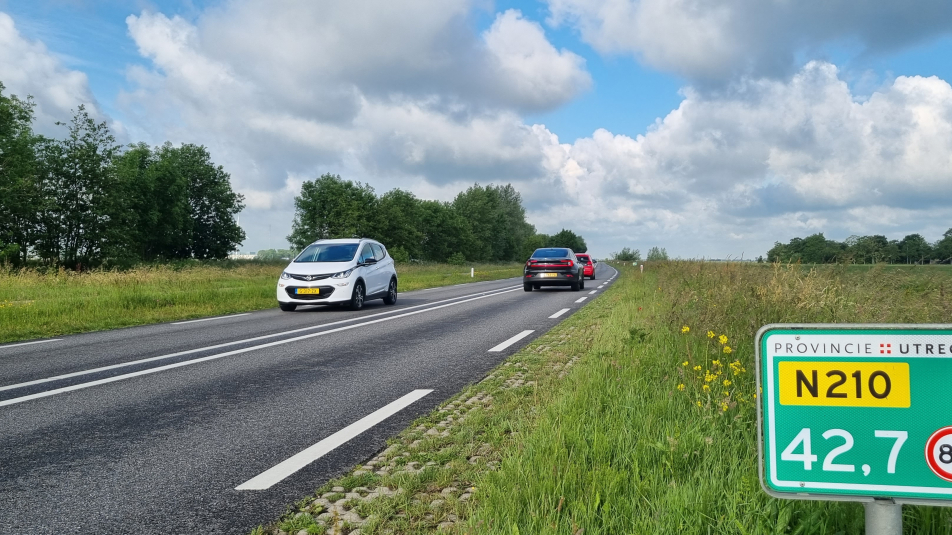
left=294, top=243, right=359, bottom=262
left=531, top=248, right=570, bottom=259
left=577, top=256, right=590, bottom=263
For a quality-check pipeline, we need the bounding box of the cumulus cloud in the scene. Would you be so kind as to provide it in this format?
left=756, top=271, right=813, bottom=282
left=120, top=1, right=589, bottom=214
left=539, top=62, right=952, bottom=257
left=546, top=0, right=952, bottom=82
left=0, top=12, right=101, bottom=133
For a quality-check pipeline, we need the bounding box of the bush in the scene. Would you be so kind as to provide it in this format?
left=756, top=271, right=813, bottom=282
left=389, top=246, right=410, bottom=263
left=447, top=252, right=466, bottom=265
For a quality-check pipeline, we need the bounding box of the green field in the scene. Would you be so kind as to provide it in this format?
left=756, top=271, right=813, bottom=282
left=0, top=261, right=523, bottom=344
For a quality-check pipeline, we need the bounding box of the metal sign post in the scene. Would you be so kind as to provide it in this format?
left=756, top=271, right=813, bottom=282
left=756, top=324, right=952, bottom=534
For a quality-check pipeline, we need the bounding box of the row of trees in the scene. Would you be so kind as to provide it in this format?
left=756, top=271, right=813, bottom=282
left=767, top=232, right=952, bottom=264
left=609, top=246, right=669, bottom=262
left=0, top=83, right=245, bottom=267
left=287, top=174, right=587, bottom=263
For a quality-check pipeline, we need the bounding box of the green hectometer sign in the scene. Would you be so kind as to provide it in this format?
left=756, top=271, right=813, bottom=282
left=757, top=324, right=952, bottom=504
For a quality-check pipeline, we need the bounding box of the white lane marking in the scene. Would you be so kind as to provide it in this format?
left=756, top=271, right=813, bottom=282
left=236, top=389, right=432, bottom=490
left=549, top=308, right=570, bottom=319
left=0, top=288, right=521, bottom=407
left=172, top=313, right=251, bottom=325
left=575, top=297, right=587, bottom=303
left=488, top=330, right=535, bottom=353
left=598, top=285, right=605, bottom=289
left=0, top=285, right=520, bottom=394
left=588, top=290, right=597, bottom=295
left=0, top=339, right=62, bottom=350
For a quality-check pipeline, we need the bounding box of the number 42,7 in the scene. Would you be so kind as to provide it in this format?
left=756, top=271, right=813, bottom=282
left=781, top=429, right=908, bottom=473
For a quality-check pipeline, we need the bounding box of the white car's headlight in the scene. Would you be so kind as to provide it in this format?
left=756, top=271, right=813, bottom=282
left=280, top=272, right=291, bottom=280
left=331, top=267, right=356, bottom=279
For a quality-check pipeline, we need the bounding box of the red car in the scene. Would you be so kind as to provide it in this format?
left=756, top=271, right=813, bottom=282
left=576, top=253, right=595, bottom=280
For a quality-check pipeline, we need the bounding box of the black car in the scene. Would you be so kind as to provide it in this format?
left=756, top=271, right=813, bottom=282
left=523, top=248, right=585, bottom=292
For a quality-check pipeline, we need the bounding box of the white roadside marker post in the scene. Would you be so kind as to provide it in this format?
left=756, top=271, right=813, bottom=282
left=471, top=267, right=474, bottom=278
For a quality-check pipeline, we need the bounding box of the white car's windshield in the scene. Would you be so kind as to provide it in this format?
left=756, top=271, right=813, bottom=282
left=294, top=243, right=359, bottom=263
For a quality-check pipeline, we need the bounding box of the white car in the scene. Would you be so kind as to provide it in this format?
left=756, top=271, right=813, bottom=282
left=276, top=238, right=398, bottom=311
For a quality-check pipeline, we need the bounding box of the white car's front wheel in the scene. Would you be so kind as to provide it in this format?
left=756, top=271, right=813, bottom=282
left=349, top=281, right=365, bottom=310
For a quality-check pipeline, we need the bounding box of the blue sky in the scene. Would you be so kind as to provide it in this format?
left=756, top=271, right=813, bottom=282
left=3, top=0, right=952, bottom=257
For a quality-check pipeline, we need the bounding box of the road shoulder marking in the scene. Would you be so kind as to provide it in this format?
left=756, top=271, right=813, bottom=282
left=488, top=330, right=535, bottom=352
left=588, top=290, right=597, bottom=294
left=0, top=339, right=61, bottom=350
left=172, top=313, right=251, bottom=325
left=549, top=308, right=571, bottom=319
left=236, top=389, right=433, bottom=491
left=575, top=297, right=587, bottom=303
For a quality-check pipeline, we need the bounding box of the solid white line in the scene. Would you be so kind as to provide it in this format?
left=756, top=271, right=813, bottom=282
left=172, top=313, right=251, bottom=325
left=549, top=308, right=570, bottom=319
left=488, top=330, right=534, bottom=352
left=575, top=297, right=587, bottom=303
left=0, top=288, right=521, bottom=407
left=0, top=339, right=62, bottom=350
left=0, top=285, right=520, bottom=394
left=236, top=389, right=433, bottom=491
left=588, top=290, right=597, bottom=294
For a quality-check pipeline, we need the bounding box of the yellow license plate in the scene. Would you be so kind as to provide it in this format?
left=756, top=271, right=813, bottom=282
left=296, top=288, right=320, bottom=295
left=539, top=273, right=558, bottom=278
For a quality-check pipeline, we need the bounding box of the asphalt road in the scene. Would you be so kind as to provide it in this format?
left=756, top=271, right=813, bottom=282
left=0, top=263, right=617, bottom=534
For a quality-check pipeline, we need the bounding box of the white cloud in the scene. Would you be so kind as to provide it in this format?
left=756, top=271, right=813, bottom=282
left=546, top=0, right=952, bottom=82
left=540, top=62, right=952, bottom=257
left=119, top=3, right=590, bottom=216
left=0, top=12, right=102, bottom=133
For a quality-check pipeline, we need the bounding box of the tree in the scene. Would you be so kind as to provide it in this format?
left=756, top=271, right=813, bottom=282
left=612, top=247, right=640, bottom=262
left=646, top=246, right=669, bottom=261
left=179, top=144, right=245, bottom=259
left=372, top=189, right=423, bottom=259
left=451, top=183, right=536, bottom=262
left=898, top=234, right=932, bottom=264
left=417, top=200, right=472, bottom=262
left=934, top=229, right=952, bottom=263
left=288, top=174, right=377, bottom=249
left=33, top=106, right=124, bottom=267
left=0, top=83, right=41, bottom=265
left=546, top=228, right=587, bottom=253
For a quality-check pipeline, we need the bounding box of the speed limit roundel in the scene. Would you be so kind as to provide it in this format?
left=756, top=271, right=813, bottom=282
left=925, top=426, right=952, bottom=482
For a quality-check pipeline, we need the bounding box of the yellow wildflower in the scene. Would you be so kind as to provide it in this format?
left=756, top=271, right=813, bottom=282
left=723, top=379, right=731, bottom=387
left=677, top=384, right=685, bottom=391
left=721, top=403, right=729, bottom=412
left=707, top=330, right=715, bottom=339
left=718, top=334, right=728, bottom=345
left=682, top=361, right=688, bottom=366
left=704, top=372, right=715, bottom=382
left=681, top=325, right=690, bottom=334
left=712, top=360, right=721, bottom=367
left=693, top=365, right=702, bottom=371
left=702, top=384, right=710, bottom=392
left=723, top=346, right=733, bottom=354
left=696, top=401, right=703, bottom=407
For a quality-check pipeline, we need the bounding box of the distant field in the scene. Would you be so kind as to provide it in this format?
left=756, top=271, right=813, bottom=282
left=0, top=261, right=523, bottom=344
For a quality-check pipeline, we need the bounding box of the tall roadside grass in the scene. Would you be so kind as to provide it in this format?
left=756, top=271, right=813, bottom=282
left=467, top=262, right=952, bottom=534
left=0, top=262, right=523, bottom=344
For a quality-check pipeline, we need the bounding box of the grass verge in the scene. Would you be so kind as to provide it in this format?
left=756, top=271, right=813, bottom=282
left=257, top=261, right=952, bottom=535
left=0, top=262, right=523, bottom=344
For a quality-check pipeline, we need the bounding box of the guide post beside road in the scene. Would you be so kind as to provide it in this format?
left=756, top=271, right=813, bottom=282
left=756, top=324, right=952, bottom=534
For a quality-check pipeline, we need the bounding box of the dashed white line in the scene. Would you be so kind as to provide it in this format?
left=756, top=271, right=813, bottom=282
left=549, top=308, right=571, bottom=319
left=598, top=285, right=605, bottom=289
left=575, top=297, right=587, bottom=303
left=0, top=339, right=61, bottom=350
left=172, top=313, right=251, bottom=325
left=235, top=389, right=433, bottom=491
left=488, top=330, right=535, bottom=352
left=588, top=290, right=597, bottom=295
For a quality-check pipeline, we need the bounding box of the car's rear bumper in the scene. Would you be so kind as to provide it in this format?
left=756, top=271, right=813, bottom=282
left=523, top=271, right=578, bottom=286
